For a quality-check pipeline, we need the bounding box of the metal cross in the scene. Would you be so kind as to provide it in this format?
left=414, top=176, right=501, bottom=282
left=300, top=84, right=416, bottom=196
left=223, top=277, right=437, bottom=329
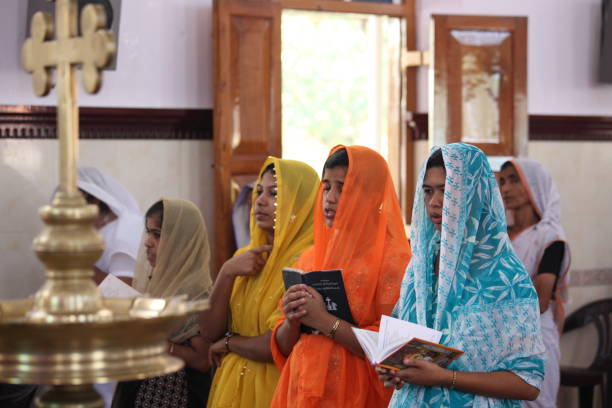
left=21, top=0, right=115, bottom=194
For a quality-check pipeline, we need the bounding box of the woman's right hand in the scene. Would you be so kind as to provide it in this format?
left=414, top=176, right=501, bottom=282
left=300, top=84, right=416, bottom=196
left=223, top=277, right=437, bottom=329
left=221, top=245, right=272, bottom=278
left=281, top=284, right=309, bottom=329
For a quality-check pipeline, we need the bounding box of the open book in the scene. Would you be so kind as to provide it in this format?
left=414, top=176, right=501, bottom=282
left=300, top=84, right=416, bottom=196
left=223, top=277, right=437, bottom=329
left=352, top=315, right=463, bottom=370
left=282, top=267, right=355, bottom=333
left=99, top=274, right=141, bottom=298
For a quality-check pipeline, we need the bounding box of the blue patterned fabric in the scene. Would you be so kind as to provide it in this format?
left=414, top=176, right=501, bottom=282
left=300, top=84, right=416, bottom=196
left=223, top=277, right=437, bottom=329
left=391, top=143, right=545, bottom=408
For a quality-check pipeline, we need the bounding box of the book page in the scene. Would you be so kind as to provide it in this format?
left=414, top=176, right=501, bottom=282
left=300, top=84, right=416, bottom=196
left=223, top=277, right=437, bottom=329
left=351, top=327, right=379, bottom=364
left=378, top=315, right=442, bottom=361
left=99, top=274, right=141, bottom=298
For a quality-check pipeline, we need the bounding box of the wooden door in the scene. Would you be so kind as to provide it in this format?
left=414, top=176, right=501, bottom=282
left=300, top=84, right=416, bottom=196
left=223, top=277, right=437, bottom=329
left=213, top=0, right=281, bottom=272
left=430, top=15, right=527, bottom=157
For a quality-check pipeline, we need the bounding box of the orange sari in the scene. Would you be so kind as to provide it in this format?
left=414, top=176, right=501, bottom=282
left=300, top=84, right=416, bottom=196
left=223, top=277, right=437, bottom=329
left=270, top=145, right=411, bottom=408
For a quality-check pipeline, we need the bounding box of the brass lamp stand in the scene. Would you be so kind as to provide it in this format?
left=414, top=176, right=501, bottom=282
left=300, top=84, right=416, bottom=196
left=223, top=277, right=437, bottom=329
left=0, top=1, right=207, bottom=406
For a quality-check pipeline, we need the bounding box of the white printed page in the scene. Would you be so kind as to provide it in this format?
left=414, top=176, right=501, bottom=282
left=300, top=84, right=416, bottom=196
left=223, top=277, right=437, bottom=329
left=378, top=315, right=442, bottom=361
left=99, top=274, right=141, bottom=298
left=351, top=327, right=379, bottom=364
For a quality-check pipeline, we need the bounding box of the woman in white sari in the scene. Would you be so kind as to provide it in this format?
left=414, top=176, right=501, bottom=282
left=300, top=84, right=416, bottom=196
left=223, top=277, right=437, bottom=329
left=77, top=167, right=143, bottom=285
left=499, top=159, right=571, bottom=408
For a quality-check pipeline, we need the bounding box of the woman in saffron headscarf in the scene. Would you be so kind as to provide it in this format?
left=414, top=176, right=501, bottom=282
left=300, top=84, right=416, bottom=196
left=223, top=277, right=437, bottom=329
left=201, top=158, right=320, bottom=408
left=271, top=146, right=411, bottom=407
left=380, top=144, right=545, bottom=407
left=499, top=159, right=570, bottom=408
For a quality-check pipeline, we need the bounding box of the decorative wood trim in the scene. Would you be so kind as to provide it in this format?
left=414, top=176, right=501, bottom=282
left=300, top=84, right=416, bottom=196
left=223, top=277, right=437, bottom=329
left=0, top=105, right=213, bottom=140
left=282, top=0, right=406, bottom=17
left=529, top=115, right=612, bottom=141
left=410, top=113, right=612, bottom=142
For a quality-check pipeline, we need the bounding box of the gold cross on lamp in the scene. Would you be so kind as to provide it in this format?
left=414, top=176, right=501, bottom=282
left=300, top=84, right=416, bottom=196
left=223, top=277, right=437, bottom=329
left=21, top=0, right=115, bottom=194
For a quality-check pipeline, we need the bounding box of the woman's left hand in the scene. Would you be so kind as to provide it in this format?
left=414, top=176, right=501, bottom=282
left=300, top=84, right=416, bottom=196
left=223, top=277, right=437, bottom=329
left=208, top=337, right=229, bottom=368
left=296, top=286, right=331, bottom=331
left=393, top=358, right=452, bottom=387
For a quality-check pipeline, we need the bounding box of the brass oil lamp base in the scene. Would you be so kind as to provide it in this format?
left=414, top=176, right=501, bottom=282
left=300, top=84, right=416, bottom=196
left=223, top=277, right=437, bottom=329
left=3, top=1, right=211, bottom=406
left=0, top=297, right=207, bottom=407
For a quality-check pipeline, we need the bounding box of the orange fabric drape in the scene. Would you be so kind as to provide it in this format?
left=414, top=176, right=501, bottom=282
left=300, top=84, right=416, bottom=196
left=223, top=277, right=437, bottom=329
left=270, top=145, right=411, bottom=408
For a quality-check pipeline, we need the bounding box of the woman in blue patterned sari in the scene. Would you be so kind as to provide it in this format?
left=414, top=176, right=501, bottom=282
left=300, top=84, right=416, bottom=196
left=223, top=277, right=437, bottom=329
left=378, top=144, right=545, bottom=407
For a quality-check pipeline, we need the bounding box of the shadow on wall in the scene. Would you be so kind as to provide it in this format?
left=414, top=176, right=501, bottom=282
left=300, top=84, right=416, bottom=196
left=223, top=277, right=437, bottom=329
left=0, top=162, right=47, bottom=299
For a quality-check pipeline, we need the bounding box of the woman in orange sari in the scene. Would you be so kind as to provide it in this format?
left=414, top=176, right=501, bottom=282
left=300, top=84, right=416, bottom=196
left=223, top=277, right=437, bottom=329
left=270, top=145, right=411, bottom=407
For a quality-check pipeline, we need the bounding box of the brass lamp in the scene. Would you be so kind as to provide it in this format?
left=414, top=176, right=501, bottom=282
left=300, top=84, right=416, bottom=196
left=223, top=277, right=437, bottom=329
left=0, top=1, right=208, bottom=406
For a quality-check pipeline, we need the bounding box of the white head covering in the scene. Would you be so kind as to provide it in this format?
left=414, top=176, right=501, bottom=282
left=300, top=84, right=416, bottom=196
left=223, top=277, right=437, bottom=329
left=508, top=158, right=571, bottom=324
left=77, top=167, right=143, bottom=275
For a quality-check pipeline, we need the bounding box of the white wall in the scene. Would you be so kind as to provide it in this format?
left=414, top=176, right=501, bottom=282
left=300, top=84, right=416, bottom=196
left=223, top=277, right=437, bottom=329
left=416, top=0, right=612, bottom=115
left=0, top=139, right=214, bottom=299
left=2, top=0, right=611, bottom=113
left=0, top=0, right=214, bottom=108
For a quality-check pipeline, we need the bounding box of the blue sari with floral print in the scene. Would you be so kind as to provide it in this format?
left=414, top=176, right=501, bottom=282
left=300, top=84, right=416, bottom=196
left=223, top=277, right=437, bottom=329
left=391, top=144, right=545, bottom=408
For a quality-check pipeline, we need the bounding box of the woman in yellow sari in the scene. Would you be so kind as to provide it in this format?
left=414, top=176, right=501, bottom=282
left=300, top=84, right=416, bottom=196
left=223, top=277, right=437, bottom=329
left=200, top=157, right=319, bottom=408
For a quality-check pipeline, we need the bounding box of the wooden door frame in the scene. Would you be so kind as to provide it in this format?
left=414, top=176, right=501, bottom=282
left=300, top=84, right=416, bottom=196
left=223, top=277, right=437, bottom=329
left=213, top=0, right=417, bottom=271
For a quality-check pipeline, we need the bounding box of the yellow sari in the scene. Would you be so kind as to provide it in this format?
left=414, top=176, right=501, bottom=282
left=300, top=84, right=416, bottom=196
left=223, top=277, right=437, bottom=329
left=207, top=157, right=319, bottom=408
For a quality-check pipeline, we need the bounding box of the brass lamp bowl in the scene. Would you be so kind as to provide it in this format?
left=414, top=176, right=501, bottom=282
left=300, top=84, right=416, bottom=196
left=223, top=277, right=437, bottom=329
left=0, top=297, right=209, bottom=385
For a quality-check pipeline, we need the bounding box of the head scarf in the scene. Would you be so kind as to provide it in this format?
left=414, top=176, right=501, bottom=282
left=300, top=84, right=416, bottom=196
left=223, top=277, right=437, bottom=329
left=271, top=145, right=411, bottom=406
left=209, top=158, right=319, bottom=408
left=507, top=158, right=571, bottom=326
left=133, top=198, right=212, bottom=343
left=391, top=143, right=545, bottom=408
left=77, top=167, right=143, bottom=267
left=230, top=157, right=319, bottom=335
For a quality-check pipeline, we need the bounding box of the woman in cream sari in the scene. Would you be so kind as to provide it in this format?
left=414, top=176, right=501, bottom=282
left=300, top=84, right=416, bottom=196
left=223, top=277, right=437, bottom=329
left=113, top=198, right=212, bottom=408
left=201, top=157, right=319, bottom=408
left=499, top=159, right=571, bottom=408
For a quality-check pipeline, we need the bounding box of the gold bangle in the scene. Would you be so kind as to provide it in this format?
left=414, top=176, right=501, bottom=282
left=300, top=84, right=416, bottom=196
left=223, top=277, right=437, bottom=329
left=449, top=370, right=457, bottom=389
left=326, top=319, right=341, bottom=339
left=224, top=332, right=235, bottom=352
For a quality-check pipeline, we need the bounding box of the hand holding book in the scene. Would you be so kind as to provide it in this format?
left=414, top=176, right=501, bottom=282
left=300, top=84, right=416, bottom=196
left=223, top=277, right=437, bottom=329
left=352, top=315, right=463, bottom=371
left=282, top=268, right=355, bottom=334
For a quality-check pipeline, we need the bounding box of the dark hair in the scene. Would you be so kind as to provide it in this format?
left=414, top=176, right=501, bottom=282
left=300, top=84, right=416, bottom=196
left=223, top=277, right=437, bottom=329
left=426, top=149, right=445, bottom=170
left=323, top=148, right=349, bottom=173
left=80, top=189, right=112, bottom=215
left=145, top=200, right=164, bottom=227
left=501, top=161, right=514, bottom=171
left=261, top=162, right=275, bottom=177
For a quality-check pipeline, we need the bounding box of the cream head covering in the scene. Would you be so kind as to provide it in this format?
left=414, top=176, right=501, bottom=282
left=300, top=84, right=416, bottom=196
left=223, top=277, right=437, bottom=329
left=133, top=198, right=213, bottom=342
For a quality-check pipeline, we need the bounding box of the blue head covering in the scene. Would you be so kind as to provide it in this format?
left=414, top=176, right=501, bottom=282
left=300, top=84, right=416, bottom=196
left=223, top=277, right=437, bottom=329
left=391, top=143, right=545, bottom=407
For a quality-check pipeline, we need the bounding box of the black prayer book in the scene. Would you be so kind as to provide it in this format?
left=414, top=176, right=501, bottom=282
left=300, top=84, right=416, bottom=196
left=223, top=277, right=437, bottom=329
left=282, top=267, right=355, bottom=334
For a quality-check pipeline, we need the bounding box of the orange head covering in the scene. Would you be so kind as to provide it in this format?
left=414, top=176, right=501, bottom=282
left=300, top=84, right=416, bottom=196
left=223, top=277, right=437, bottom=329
left=271, top=145, right=411, bottom=406
left=312, top=145, right=411, bottom=323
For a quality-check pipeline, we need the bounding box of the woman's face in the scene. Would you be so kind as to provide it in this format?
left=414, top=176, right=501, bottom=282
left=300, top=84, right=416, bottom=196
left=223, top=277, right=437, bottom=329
left=80, top=189, right=107, bottom=230
left=322, top=166, right=347, bottom=227
left=253, top=170, right=277, bottom=232
left=498, top=164, right=530, bottom=211
left=423, top=166, right=446, bottom=231
left=144, top=214, right=162, bottom=267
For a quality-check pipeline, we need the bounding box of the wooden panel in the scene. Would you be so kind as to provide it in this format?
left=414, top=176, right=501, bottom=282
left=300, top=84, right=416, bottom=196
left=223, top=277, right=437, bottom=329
left=412, top=112, right=612, bottom=142
left=0, top=105, right=212, bottom=139
left=282, top=0, right=405, bottom=17
left=214, top=0, right=281, bottom=271
left=431, top=15, right=527, bottom=156
left=401, top=0, right=417, bottom=223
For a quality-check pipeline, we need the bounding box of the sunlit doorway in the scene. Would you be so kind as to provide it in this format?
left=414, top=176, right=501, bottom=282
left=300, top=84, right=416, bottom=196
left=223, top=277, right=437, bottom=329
left=281, top=10, right=403, bottom=183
